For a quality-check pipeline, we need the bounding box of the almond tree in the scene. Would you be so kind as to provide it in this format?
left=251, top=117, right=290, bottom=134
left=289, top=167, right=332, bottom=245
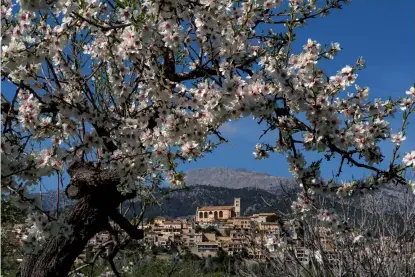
left=1, top=0, right=414, bottom=276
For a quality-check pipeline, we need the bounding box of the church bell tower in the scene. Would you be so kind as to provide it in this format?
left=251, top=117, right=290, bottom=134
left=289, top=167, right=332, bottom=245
left=234, top=198, right=241, bottom=217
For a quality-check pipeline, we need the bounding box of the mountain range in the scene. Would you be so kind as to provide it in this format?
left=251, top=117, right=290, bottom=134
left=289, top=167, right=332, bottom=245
left=38, top=167, right=411, bottom=219
left=39, top=168, right=298, bottom=218
left=184, top=167, right=297, bottom=195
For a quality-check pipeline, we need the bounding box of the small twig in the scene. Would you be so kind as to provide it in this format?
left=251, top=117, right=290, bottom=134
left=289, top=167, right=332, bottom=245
left=71, top=12, right=131, bottom=32
left=108, top=258, right=121, bottom=277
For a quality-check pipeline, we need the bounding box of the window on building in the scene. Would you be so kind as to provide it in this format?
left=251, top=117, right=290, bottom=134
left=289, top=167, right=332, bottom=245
left=199, top=212, right=203, bottom=218
left=219, top=211, right=223, bottom=218
left=204, top=212, right=208, bottom=218
left=214, top=211, right=218, bottom=218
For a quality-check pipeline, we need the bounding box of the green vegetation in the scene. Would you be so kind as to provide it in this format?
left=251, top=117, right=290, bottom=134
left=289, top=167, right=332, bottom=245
left=1, top=198, right=25, bottom=276
left=129, top=260, right=229, bottom=277
left=265, top=214, right=279, bottom=222
left=71, top=246, right=246, bottom=277
left=224, top=228, right=231, bottom=236
left=204, top=226, right=221, bottom=236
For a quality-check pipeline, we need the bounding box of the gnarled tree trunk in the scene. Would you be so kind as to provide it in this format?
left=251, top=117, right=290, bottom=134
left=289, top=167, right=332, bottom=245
left=18, top=161, right=143, bottom=277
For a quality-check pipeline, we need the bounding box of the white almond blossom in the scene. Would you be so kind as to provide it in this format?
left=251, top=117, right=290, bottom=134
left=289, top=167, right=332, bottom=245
left=391, top=132, right=406, bottom=145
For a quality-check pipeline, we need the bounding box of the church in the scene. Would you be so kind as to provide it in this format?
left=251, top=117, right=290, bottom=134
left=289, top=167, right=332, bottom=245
left=196, top=198, right=241, bottom=222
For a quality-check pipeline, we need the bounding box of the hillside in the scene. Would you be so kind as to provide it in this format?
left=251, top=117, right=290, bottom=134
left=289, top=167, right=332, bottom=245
left=37, top=184, right=293, bottom=219
left=141, top=184, right=293, bottom=219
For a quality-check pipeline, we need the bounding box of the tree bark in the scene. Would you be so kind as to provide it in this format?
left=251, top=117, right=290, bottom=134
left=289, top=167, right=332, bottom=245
left=18, top=161, right=143, bottom=277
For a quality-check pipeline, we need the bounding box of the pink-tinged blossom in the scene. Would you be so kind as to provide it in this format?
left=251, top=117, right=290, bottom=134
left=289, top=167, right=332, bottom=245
left=391, top=132, right=406, bottom=145
left=400, top=97, right=413, bottom=110
left=406, top=86, right=415, bottom=97
left=336, top=181, right=356, bottom=198
left=289, top=0, right=304, bottom=10
left=402, top=150, right=415, bottom=168
left=341, top=65, right=353, bottom=75
left=83, top=45, right=93, bottom=55
left=180, top=141, right=200, bottom=160
left=51, top=159, right=64, bottom=170
left=303, top=132, right=314, bottom=144
left=253, top=143, right=269, bottom=160
left=291, top=194, right=311, bottom=214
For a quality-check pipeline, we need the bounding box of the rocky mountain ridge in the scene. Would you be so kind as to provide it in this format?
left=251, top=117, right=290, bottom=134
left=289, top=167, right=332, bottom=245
left=37, top=168, right=411, bottom=218
left=184, top=167, right=297, bottom=195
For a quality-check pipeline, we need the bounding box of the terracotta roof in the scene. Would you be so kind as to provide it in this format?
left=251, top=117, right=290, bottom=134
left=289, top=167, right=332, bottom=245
left=198, top=206, right=234, bottom=211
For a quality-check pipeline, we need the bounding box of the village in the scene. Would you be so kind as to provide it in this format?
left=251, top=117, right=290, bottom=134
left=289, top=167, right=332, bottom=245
left=84, top=197, right=415, bottom=268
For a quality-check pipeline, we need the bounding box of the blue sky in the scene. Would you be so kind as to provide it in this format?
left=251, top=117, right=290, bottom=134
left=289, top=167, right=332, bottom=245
left=179, top=0, right=415, bottom=180
left=2, top=1, right=414, bottom=191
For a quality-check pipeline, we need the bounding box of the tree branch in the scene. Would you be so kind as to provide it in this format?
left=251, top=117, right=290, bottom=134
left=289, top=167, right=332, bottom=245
left=108, top=209, right=144, bottom=240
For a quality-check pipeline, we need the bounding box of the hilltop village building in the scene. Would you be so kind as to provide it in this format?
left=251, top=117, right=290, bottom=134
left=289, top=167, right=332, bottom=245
left=79, top=196, right=415, bottom=266
left=196, top=198, right=241, bottom=222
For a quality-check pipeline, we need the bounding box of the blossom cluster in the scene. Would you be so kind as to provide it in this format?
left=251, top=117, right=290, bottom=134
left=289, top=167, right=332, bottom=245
left=17, top=212, right=72, bottom=254
left=253, top=143, right=269, bottom=160
left=316, top=209, right=344, bottom=230
left=403, top=150, right=415, bottom=169
left=336, top=181, right=356, bottom=197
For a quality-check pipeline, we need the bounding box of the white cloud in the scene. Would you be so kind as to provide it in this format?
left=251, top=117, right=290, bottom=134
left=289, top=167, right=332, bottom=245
left=219, top=122, right=239, bottom=135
